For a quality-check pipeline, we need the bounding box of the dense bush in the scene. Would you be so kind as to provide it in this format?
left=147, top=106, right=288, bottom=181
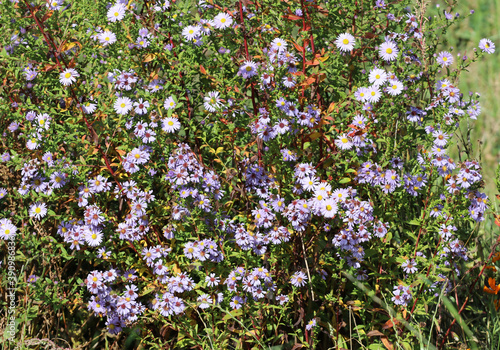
left=0, top=0, right=497, bottom=349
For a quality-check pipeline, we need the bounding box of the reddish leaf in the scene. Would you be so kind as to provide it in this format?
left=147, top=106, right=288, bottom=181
left=381, top=336, right=394, bottom=350
left=495, top=214, right=500, bottom=227
left=301, top=76, right=316, bottom=87
left=283, top=14, right=303, bottom=20
left=305, top=59, right=320, bottom=66
left=382, top=319, right=400, bottom=330
left=292, top=41, right=304, bottom=53
left=41, top=10, right=54, bottom=23
left=367, top=330, right=384, bottom=337
left=484, top=277, right=500, bottom=294
left=200, top=65, right=207, bottom=75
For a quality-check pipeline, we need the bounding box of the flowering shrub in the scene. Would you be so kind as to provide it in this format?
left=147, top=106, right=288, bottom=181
left=0, top=0, right=497, bottom=348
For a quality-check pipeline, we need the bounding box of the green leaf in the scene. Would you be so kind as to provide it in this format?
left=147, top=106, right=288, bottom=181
left=407, top=219, right=420, bottom=226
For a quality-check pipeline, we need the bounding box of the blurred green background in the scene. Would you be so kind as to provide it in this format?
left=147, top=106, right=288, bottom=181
left=442, top=0, right=500, bottom=190
left=431, top=0, right=500, bottom=242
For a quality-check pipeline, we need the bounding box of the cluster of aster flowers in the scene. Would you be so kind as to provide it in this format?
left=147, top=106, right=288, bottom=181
left=183, top=239, right=223, bottom=262
left=331, top=198, right=390, bottom=268
left=391, top=284, right=412, bottom=306
left=109, top=69, right=138, bottom=91
left=356, top=67, right=403, bottom=104
left=223, top=267, right=277, bottom=306
left=14, top=150, right=74, bottom=210
left=86, top=269, right=145, bottom=334
left=356, top=161, right=402, bottom=194
left=164, top=143, right=224, bottom=216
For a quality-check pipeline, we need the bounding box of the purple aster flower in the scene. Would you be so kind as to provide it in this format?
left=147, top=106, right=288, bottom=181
left=238, top=60, right=258, bottom=79
left=479, top=38, right=495, bottom=54
left=437, top=51, right=453, bottom=67
left=401, top=259, right=417, bottom=274
left=230, top=296, right=245, bottom=310
left=306, top=319, right=317, bottom=331
left=290, top=271, right=308, bottom=287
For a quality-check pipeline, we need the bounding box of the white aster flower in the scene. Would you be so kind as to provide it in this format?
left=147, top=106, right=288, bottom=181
left=387, top=80, right=403, bottom=96
left=107, top=3, right=126, bottom=22
left=162, top=117, right=181, bottom=133
left=182, top=25, right=201, bottom=41
left=335, top=33, right=355, bottom=52
left=59, top=68, right=79, bottom=86
left=164, top=96, right=177, bottom=110
left=368, top=68, right=387, bottom=86
left=335, top=134, right=353, bottom=150
left=29, top=202, right=48, bottom=220
left=379, top=41, right=399, bottom=61
left=213, top=13, right=233, bottom=29
left=98, top=30, right=117, bottom=46
left=114, top=97, right=133, bottom=115
left=85, top=228, right=103, bottom=247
